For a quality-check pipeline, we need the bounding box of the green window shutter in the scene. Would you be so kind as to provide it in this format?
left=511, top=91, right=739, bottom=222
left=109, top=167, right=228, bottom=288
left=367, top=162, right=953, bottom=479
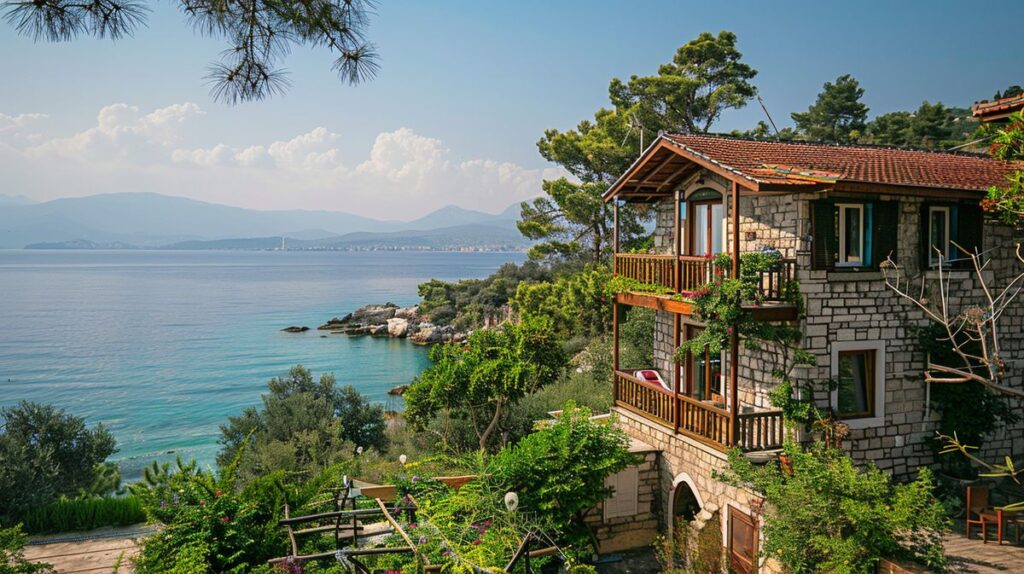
left=871, top=200, right=899, bottom=269
left=811, top=200, right=836, bottom=270
left=955, top=203, right=984, bottom=269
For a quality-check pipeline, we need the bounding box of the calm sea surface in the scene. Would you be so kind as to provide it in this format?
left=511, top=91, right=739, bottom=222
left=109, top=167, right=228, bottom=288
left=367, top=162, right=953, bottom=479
left=0, top=250, right=524, bottom=478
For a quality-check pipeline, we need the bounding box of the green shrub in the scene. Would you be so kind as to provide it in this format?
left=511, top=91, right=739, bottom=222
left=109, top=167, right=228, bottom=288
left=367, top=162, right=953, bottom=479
left=20, top=496, right=146, bottom=534
left=720, top=442, right=950, bottom=573
left=0, top=525, right=55, bottom=574
left=0, top=402, right=117, bottom=523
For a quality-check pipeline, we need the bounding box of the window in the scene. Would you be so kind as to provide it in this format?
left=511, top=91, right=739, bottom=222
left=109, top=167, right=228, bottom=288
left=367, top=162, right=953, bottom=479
left=728, top=506, right=757, bottom=574
left=687, top=189, right=724, bottom=256
left=837, top=203, right=864, bottom=267
left=686, top=325, right=722, bottom=401
left=927, top=206, right=951, bottom=267
left=603, top=467, right=639, bottom=520
left=836, top=350, right=875, bottom=418
left=920, top=202, right=984, bottom=271
left=812, top=200, right=898, bottom=271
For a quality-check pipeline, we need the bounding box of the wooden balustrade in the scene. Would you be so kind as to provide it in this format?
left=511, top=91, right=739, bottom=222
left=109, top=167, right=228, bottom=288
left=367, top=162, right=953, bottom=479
left=614, top=370, right=784, bottom=452
left=676, top=394, right=731, bottom=448
left=678, top=255, right=712, bottom=293
left=613, top=253, right=796, bottom=301
left=736, top=410, right=785, bottom=451
left=613, top=253, right=677, bottom=292
left=613, top=371, right=675, bottom=429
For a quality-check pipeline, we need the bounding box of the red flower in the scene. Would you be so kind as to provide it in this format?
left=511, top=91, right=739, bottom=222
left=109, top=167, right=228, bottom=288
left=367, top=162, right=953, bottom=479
left=199, top=500, right=206, bottom=506
left=214, top=490, right=223, bottom=497
left=221, top=515, right=231, bottom=523
left=472, top=539, right=482, bottom=545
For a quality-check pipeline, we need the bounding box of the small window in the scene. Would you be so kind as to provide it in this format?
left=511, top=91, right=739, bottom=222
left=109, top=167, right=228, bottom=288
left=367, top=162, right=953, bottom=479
left=836, top=350, right=875, bottom=419
left=928, top=206, right=951, bottom=267
left=837, top=204, right=864, bottom=267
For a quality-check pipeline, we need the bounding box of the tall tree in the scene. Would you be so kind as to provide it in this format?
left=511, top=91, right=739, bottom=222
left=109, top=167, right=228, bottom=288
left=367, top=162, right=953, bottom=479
left=0, top=402, right=116, bottom=522
left=404, top=318, right=567, bottom=451
left=867, top=101, right=961, bottom=149
left=1, top=0, right=379, bottom=103
left=791, top=74, right=869, bottom=144
left=523, top=31, right=758, bottom=263
left=217, top=365, right=386, bottom=483
left=609, top=30, right=759, bottom=134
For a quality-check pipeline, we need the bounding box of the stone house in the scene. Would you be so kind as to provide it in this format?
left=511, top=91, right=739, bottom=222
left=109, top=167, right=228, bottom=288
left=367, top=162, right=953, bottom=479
left=591, top=134, right=1024, bottom=573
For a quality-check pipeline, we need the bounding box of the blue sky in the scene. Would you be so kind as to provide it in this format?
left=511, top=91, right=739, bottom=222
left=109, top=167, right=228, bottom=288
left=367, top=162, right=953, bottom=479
left=1, top=0, right=1022, bottom=218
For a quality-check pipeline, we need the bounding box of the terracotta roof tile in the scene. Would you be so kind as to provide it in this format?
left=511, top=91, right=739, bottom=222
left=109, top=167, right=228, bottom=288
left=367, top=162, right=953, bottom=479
left=972, top=94, right=1024, bottom=119
left=662, top=134, right=1019, bottom=192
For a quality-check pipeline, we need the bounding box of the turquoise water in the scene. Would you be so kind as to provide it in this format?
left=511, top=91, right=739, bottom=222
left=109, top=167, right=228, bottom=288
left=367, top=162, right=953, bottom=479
left=0, top=250, right=524, bottom=478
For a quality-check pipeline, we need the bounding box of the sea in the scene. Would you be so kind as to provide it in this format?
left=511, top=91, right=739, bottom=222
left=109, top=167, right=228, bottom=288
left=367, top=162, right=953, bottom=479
left=0, top=249, right=525, bottom=479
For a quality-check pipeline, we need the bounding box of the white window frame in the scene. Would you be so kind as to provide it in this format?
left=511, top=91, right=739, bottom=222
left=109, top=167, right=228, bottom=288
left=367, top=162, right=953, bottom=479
left=927, top=206, right=952, bottom=268
left=603, top=466, right=639, bottom=520
left=830, top=340, right=886, bottom=429
left=837, top=203, right=865, bottom=267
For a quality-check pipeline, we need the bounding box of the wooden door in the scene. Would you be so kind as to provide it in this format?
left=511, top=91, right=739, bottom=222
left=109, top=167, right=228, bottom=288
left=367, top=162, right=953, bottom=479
left=728, top=506, right=757, bottom=574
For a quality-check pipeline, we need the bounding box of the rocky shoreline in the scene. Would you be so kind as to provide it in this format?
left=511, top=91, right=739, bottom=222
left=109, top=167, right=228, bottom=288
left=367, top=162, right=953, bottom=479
left=314, top=303, right=466, bottom=345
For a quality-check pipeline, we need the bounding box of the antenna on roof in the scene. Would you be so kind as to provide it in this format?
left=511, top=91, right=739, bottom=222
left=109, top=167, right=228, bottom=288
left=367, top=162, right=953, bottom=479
left=622, top=112, right=646, bottom=156
left=757, top=95, right=781, bottom=139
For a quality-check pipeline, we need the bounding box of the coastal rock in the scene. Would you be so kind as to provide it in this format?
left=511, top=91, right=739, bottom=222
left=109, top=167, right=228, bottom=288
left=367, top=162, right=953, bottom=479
left=394, top=306, right=419, bottom=320
left=281, top=326, right=310, bottom=333
left=317, top=314, right=350, bottom=330
left=353, top=303, right=398, bottom=325
left=387, top=318, right=410, bottom=337
left=369, top=324, right=389, bottom=337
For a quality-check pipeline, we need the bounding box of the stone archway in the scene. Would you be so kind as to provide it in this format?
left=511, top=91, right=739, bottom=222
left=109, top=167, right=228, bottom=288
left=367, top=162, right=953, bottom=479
left=670, top=474, right=704, bottom=522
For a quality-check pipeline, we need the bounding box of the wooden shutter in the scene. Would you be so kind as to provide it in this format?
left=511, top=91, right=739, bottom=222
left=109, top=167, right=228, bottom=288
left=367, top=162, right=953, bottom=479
left=811, top=200, right=836, bottom=270
left=955, top=203, right=984, bottom=269
left=871, top=200, right=899, bottom=269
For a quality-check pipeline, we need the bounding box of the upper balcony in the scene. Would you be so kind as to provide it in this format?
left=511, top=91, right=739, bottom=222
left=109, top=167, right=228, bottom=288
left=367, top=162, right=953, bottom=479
left=612, top=252, right=799, bottom=321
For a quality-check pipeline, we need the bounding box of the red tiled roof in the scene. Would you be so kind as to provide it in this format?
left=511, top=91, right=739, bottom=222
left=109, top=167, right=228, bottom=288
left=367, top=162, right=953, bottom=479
left=661, top=134, right=1019, bottom=192
left=972, top=94, right=1024, bottom=120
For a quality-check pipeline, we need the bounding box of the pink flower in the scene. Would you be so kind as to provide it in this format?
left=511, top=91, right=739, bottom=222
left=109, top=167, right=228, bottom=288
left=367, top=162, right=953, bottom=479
left=199, top=500, right=206, bottom=506
left=221, top=515, right=230, bottom=523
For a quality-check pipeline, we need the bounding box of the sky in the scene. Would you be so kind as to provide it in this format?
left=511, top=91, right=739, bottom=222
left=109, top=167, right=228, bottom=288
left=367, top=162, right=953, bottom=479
left=1, top=0, right=1022, bottom=220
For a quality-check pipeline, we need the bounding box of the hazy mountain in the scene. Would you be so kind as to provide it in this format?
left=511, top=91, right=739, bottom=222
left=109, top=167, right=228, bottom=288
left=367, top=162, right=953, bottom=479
left=0, top=194, right=36, bottom=206
left=400, top=204, right=518, bottom=230
left=0, top=192, right=526, bottom=249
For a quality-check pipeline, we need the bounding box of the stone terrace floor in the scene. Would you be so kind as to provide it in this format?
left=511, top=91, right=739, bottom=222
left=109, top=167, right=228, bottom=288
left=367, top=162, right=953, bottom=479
left=944, top=525, right=1024, bottom=574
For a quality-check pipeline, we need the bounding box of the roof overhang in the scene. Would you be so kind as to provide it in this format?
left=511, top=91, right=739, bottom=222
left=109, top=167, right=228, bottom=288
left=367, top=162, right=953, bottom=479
left=604, top=134, right=993, bottom=204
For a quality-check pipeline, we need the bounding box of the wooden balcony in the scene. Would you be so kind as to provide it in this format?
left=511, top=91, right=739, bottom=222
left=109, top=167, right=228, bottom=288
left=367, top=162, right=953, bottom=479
left=613, top=253, right=796, bottom=301
left=613, top=370, right=784, bottom=452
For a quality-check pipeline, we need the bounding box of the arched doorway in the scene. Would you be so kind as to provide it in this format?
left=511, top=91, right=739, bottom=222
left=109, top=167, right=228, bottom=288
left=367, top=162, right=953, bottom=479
left=672, top=481, right=701, bottom=521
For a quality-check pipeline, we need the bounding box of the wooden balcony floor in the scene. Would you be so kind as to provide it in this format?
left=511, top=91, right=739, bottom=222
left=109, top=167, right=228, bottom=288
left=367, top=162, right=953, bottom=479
left=615, top=291, right=798, bottom=321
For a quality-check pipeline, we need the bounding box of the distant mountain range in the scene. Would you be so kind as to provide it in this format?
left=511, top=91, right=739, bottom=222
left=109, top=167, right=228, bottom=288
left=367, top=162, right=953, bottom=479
left=3, top=192, right=529, bottom=251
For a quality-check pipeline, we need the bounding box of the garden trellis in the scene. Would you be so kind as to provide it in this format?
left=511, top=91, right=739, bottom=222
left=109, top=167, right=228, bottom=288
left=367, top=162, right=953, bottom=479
left=267, top=475, right=567, bottom=574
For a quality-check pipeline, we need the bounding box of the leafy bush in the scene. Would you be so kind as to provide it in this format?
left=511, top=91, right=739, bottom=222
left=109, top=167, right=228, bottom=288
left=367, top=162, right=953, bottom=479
left=130, top=459, right=285, bottom=573
left=20, top=496, right=145, bottom=534
left=510, top=264, right=612, bottom=340
left=720, top=442, right=949, bottom=573
left=405, top=318, right=568, bottom=451
left=503, top=364, right=614, bottom=444
left=0, top=402, right=117, bottom=523
left=217, top=365, right=387, bottom=485
left=0, top=525, right=55, bottom=574
left=489, top=405, right=637, bottom=537
left=418, top=261, right=555, bottom=329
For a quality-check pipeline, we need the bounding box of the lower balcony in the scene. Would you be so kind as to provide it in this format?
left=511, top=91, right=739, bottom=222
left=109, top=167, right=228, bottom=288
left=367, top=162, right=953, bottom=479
left=613, top=370, right=784, bottom=452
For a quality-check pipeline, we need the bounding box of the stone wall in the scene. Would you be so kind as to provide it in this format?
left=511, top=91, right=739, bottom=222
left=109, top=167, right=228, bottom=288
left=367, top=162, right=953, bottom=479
left=641, top=170, right=1024, bottom=481
left=584, top=447, right=662, bottom=553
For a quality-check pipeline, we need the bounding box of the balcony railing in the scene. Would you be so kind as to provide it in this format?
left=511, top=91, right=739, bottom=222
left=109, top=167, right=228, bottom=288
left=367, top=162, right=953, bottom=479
left=613, top=253, right=796, bottom=301
left=613, top=370, right=783, bottom=452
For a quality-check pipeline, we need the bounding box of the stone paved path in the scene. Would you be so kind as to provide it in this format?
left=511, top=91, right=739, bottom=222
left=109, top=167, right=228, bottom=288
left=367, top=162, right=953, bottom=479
left=944, top=530, right=1024, bottom=573
left=24, top=526, right=153, bottom=574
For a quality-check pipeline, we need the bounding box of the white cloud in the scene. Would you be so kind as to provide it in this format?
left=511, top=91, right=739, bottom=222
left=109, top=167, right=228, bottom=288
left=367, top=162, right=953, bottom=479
left=1, top=103, right=559, bottom=219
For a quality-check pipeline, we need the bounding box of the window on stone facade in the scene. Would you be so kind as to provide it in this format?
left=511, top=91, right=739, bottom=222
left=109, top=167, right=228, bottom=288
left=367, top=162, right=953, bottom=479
left=927, top=206, right=951, bottom=268
left=836, top=350, right=875, bottom=418
left=686, top=325, right=722, bottom=401
left=603, top=466, right=639, bottom=520
left=837, top=203, right=864, bottom=267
